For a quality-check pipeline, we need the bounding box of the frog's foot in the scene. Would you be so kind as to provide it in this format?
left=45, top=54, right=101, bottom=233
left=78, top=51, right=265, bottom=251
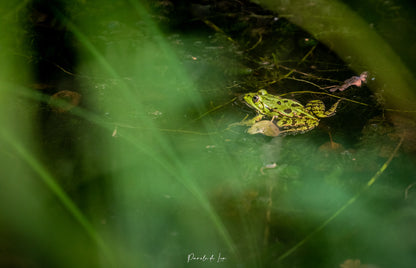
left=244, top=114, right=265, bottom=125
left=324, top=98, right=343, bottom=117
left=306, top=98, right=342, bottom=118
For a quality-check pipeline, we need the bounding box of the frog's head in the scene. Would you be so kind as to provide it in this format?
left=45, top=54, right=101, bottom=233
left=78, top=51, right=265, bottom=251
left=243, top=89, right=269, bottom=114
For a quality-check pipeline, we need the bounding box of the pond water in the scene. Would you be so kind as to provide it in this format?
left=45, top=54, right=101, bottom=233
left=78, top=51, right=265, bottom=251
left=1, top=1, right=416, bottom=268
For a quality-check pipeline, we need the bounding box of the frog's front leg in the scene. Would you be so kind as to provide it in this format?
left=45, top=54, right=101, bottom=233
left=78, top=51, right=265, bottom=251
left=230, top=114, right=264, bottom=127
left=241, top=114, right=264, bottom=126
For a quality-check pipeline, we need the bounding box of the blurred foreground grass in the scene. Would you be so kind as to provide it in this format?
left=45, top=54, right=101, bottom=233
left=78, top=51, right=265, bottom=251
left=1, top=1, right=416, bottom=267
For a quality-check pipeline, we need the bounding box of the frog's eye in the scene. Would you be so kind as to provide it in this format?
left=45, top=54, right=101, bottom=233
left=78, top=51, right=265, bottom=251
left=252, top=95, right=260, bottom=103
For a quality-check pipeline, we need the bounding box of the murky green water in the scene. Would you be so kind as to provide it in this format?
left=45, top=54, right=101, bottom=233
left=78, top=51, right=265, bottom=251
left=1, top=1, right=416, bottom=267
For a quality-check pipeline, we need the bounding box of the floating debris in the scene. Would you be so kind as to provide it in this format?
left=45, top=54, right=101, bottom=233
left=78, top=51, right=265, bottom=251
left=260, top=163, right=277, bottom=174
left=49, top=90, right=81, bottom=113
left=112, top=126, right=118, bottom=137
left=329, top=71, right=368, bottom=92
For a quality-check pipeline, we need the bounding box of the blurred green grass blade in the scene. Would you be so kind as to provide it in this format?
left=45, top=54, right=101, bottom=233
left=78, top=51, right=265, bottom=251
left=0, top=129, right=114, bottom=264
left=258, top=0, right=416, bottom=109
left=65, top=0, right=238, bottom=258
left=277, top=137, right=403, bottom=262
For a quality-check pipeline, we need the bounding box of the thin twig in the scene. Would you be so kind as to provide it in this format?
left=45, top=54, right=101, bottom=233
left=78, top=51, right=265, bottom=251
left=112, top=123, right=216, bottom=135
left=404, top=182, right=416, bottom=200
left=203, top=19, right=236, bottom=44
left=286, top=77, right=324, bottom=89
left=247, top=33, right=263, bottom=51
left=263, top=181, right=275, bottom=246
left=299, top=44, right=317, bottom=65
left=277, top=64, right=341, bottom=83
left=194, top=97, right=237, bottom=120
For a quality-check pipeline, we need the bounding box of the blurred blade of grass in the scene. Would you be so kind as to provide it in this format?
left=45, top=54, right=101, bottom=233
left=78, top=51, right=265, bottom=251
left=5, top=79, right=239, bottom=263
left=258, top=0, right=416, bottom=110
left=62, top=0, right=238, bottom=260
left=0, top=128, right=114, bottom=264
left=277, top=136, right=404, bottom=262
left=0, top=2, right=114, bottom=265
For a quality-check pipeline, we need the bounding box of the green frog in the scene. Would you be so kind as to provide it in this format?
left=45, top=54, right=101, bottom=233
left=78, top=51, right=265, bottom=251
left=242, top=89, right=342, bottom=135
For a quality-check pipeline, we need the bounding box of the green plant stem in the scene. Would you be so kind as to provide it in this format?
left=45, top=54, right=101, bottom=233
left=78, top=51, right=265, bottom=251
left=277, top=136, right=404, bottom=262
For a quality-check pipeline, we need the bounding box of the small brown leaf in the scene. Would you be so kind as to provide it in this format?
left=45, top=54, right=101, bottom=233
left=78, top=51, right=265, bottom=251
left=49, top=90, right=81, bottom=113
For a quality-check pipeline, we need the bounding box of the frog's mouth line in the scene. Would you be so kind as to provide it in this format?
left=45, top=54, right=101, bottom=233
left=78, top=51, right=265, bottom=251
left=250, top=101, right=267, bottom=114
left=263, top=103, right=273, bottom=113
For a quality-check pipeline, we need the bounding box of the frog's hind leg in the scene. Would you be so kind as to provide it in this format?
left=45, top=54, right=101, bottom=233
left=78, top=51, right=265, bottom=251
left=276, top=118, right=320, bottom=135
left=306, top=98, right=342, bottom=118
